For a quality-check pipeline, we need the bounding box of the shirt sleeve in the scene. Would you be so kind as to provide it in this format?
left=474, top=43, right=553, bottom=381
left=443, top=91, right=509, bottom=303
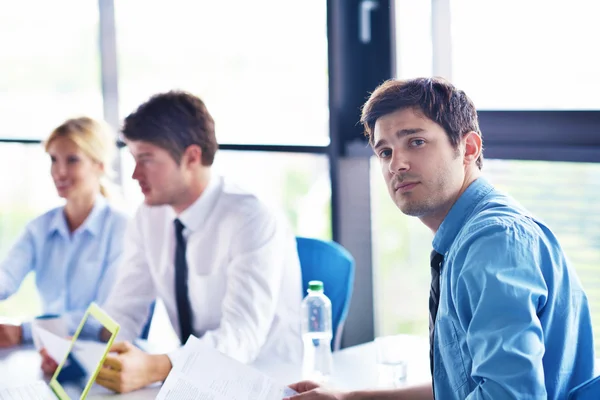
left=101, top=209, right=156, bottom=341
left=198, top=204, right=286, bottom=363
left=455, top=224, right=548, bottom=399
left=21, top=321, right=33, bottom=343
left=0, top=227, right=36, bottom=301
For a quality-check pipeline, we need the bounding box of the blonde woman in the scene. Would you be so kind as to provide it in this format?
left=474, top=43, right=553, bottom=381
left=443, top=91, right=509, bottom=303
left=0, top=117, right=128, bottom=348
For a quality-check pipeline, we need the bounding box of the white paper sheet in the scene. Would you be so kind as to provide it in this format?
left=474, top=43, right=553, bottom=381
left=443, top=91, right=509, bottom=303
left=156, top=336, right=298, bottom=400
left=33, top=326, right=72, bottom=363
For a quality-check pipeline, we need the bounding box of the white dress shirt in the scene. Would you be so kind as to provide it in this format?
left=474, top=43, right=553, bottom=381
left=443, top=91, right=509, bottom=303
left=103, top=175, right=303, bottom=365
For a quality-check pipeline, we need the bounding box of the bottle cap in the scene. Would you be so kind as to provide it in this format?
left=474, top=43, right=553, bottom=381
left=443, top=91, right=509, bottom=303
left=308, top=280, right=324, bottom=292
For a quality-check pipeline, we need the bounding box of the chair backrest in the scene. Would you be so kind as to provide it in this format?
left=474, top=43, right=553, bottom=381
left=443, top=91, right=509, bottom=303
left=568, top=375, right=600, bottom=399
left=296, top=236, right=355, bottom=351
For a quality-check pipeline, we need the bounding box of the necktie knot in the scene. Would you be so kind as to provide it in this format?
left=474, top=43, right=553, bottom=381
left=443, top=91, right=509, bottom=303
left=174, top=218, right=185, bottom=236
left=430, top=250, right=443, bottom=273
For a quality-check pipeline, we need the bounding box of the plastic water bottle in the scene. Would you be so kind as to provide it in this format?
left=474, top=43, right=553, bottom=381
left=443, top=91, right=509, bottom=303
left=301, top=280, right=333, bottom=383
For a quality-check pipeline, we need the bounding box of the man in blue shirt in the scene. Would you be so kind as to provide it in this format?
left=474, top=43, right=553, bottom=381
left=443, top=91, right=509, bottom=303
left=286, top=77, right=595, bottom=400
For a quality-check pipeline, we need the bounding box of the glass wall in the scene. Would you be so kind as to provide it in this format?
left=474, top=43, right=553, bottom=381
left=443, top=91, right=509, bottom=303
left=115, top=0, right=329, bottom=145
left=0, top=0, right=103, bottom=140
left=373, top=159, right=600, bottom=351
left=0, top=144, right=61, bottom=317
left=370, top=157, right=431, bottom=336
left=394, top=0, right=432, bottom=79
left=121, top=149, right=332, bottom=239
left=450, top=0, right=600, bottom=109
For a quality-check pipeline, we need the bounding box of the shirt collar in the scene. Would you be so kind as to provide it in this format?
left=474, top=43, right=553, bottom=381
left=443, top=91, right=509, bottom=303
left=49, top=195, right=108, bottom=238
left=175, top=175, right=222, bottom=233
left=432, top=177, right=494, bottom=255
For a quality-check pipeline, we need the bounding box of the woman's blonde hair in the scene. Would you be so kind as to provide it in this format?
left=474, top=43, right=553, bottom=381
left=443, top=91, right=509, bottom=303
left=44, top=117, right=116, bottom=197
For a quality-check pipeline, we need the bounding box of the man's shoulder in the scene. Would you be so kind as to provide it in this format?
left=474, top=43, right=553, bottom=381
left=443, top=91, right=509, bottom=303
left=217, top=178, right=294, bottom=235
left=218, top=178, right=271, bottom=216
left=220, top=177, right=261, bottom=200
left=458, top=191, right=544, bottom=248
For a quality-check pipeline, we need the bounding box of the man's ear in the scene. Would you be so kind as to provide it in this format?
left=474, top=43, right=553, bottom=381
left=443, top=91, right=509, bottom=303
left=182, top=145, right=203, bottom=168
left=462, top=131, right=482, bottom=166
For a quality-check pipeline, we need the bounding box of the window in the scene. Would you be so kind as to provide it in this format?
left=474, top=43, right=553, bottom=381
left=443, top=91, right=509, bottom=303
left=115, top=0, right=329, bottom=146
left=486, top=160, right=600, bottom=353
left=0, top=144, right=61, bottom=317
left=370, top=157, right=431, bottom=336
left=450, top=0, right=600, bottom=109
left=394, top=0, right=432, bottom=79
left=373, top=158, right=600, bottom=353
left=0, top=0, right=103, bottom=140
left=121, top=149, right=332, bottom=239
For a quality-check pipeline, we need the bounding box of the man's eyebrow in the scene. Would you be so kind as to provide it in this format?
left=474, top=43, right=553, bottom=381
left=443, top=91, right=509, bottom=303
left=373, top=138, right=388, bottom=150
left=396, top=128, right=424, bottom=137
left=372, top=128, right=425, bottom=150
left=136, top=152, right=154, bottom=159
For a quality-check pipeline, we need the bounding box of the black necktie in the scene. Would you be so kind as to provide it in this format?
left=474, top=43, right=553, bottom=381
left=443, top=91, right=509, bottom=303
left=174, top=219, right=193, bottom=345
left=429, top=250, right=444, bottom=383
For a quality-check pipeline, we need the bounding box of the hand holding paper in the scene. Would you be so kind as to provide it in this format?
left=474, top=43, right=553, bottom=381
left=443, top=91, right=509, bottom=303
left=33, top=326, right=72, bottom=364
left=40, top=347, right=60, bottom=376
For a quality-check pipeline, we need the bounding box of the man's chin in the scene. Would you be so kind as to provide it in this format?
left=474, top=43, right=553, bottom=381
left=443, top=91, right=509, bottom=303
left=396, top=200, right=429, bottom=217
left=143, top=196, right=159, bottom=206
left=143, top=196, right=169, bottom=207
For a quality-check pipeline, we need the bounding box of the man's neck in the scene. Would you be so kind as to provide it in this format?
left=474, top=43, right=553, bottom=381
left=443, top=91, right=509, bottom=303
left=171, top=169, right=211, bottom=215
left=420, top=169, right=481, bottom=233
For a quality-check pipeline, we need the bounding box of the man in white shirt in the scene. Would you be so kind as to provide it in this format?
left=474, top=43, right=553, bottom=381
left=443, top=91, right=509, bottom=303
left=65, top=91, right=303, bottom=393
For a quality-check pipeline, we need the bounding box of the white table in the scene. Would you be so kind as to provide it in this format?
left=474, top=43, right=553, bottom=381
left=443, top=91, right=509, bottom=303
left=0, top=335, right=431, bottom=398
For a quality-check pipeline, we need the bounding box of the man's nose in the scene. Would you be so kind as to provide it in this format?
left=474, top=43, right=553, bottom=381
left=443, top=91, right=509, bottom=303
left=389, top=151, right=409, bottom=173
left=132, top=164, right=142, bottom=180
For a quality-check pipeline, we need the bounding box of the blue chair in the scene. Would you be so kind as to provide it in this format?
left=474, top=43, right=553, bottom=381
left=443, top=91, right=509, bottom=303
left=296, top=237, right=355, bottom=351
left=568, top=375, right=600, bottom=399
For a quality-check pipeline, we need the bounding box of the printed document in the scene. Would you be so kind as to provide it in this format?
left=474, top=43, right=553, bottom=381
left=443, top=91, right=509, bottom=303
left=156, top=336, right=298, bottom=400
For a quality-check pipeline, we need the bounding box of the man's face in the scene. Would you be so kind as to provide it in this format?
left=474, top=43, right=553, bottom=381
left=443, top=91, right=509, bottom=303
left=128, top=140, right=188, bottom=207
left=372, top=107, right=465, bottom=219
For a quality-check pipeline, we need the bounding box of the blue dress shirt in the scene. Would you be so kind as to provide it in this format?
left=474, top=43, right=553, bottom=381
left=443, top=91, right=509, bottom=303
left=432, top=177, right=595, bottom=399
left=0, top=196, right=128, bottom=341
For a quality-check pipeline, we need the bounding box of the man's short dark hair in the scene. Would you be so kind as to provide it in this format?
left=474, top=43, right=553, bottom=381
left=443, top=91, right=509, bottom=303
left=361, top=77, right=483, bottom=169
left=122, top=90, right=218, bottom=166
